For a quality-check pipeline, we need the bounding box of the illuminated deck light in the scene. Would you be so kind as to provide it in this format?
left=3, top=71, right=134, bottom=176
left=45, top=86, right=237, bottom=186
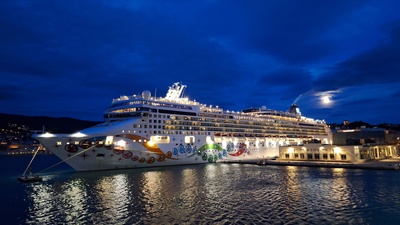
left=334, top=147, right=341, bottom=154
left=42, top=132, right=55, bottom=138
left=71, top=132, right=86, bottom=137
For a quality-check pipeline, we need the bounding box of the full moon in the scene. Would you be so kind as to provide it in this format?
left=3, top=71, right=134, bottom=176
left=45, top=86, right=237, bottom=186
left=322, top=96, right=331, bottom=104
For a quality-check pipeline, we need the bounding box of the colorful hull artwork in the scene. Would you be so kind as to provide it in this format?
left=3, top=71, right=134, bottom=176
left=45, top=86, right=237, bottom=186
left=43, top=134, right=250, bottom=171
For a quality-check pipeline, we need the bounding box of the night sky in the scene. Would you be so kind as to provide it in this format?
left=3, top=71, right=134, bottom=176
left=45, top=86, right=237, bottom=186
left=1, top=1, right=400, bottom=124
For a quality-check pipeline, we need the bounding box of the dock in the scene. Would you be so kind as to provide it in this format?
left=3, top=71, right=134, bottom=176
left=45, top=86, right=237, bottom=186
left=221, top=157, right=400, bottom=170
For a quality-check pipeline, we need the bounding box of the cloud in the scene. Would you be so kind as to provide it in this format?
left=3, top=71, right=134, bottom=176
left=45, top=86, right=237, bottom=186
left=1, top=1, right=400, bottom=124
left=313, top=21, right=400, bottom=92
left=229, top=0, right=370, bottom=64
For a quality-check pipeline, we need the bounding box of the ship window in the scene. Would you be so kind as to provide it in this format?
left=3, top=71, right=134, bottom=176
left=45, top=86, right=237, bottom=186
left=56, top=141, right=62, bottom=146
left=323, top=154, right=328, bottom=159
left=149, top=114, right=152, bottom=117
left=144, top=125, right=147, bottom=128
left=105, top=136, right=113, bottom=146
left=307, top=154, right=313, bottom=159
left=314, top=154, right=320, bottom=159
left=285, top=154, right=289, bottom=159
left=133, top=124, right=137, bottom=128
left=150, top=135, right=170, bottom=143
left=341, top=154, right=347, bottom=160
left=149, top=125, right=152, bottom=128
left=185, top=136, right=195, bottom=144
left=149, top=120, right=152, bottom=123
left=330, top=154, right=334, bottom=159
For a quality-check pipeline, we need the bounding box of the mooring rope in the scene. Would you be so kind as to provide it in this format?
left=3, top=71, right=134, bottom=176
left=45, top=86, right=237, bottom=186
left=21, top=146, right=42, bottom=176
left=38, top=144, right=98, bottom=174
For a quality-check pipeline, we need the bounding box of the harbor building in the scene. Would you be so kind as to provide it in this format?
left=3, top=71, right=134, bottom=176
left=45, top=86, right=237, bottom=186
left=279, top=143, right=397, bottom=163
left=332, top=127, right=385, bottom=145
left=279, top=126, right=399, bottom=163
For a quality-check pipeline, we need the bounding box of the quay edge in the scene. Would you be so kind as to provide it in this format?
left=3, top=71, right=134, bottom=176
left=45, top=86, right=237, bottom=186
left=221, top=158, right=400, bottom=170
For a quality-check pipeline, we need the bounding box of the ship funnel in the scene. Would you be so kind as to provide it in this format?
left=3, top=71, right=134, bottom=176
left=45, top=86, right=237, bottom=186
left=287, top=104, right=301, bottom=115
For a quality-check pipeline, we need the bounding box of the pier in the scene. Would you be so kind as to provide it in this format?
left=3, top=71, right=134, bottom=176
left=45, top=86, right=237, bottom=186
left=222, top=157, right=400, bottom=170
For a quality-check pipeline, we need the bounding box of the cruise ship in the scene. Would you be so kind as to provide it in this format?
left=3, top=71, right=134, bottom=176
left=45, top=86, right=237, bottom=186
left=33, top=82, right=331, bottom=171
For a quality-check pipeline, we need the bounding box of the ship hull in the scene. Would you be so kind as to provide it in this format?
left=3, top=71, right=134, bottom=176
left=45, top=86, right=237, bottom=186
left=34, top=133, right=281, bottom=171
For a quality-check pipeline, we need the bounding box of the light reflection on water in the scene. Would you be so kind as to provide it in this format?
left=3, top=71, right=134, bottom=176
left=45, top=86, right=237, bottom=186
left=21, top=164, right=400, bottom=225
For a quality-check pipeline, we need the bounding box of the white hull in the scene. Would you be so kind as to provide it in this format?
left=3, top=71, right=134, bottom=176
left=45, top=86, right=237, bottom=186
left=36, top=125, right=283, bottom=171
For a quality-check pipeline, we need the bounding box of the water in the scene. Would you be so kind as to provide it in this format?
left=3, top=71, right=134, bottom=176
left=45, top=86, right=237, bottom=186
left=1, top=155, right=400, bottom=225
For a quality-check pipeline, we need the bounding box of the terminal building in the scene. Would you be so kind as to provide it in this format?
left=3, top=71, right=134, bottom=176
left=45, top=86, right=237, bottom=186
left=279, top=126, right=400, bottom=163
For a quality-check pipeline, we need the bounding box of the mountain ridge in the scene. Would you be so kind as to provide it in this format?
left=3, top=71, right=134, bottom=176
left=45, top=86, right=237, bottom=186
left=0, top=113, right=101, bottom=133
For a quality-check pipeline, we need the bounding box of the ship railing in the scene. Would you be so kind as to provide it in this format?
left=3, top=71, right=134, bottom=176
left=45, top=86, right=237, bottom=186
left=112, top=95, right=201, bottom=106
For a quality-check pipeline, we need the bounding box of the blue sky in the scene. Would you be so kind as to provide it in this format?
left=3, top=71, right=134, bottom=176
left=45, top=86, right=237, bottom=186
left=1, top=0, right=400, bottom=124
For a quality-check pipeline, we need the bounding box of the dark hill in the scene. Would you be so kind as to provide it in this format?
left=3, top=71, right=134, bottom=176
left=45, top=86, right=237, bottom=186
left=0, top=113, right=101, bottom=133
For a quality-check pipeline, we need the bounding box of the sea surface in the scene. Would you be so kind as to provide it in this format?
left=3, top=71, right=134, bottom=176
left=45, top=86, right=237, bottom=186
left=1, top=154, right=400, bottom=225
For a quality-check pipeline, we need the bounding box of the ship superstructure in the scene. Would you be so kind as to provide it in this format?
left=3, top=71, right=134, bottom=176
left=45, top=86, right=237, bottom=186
left=34, top=82, right=331, bottom=171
